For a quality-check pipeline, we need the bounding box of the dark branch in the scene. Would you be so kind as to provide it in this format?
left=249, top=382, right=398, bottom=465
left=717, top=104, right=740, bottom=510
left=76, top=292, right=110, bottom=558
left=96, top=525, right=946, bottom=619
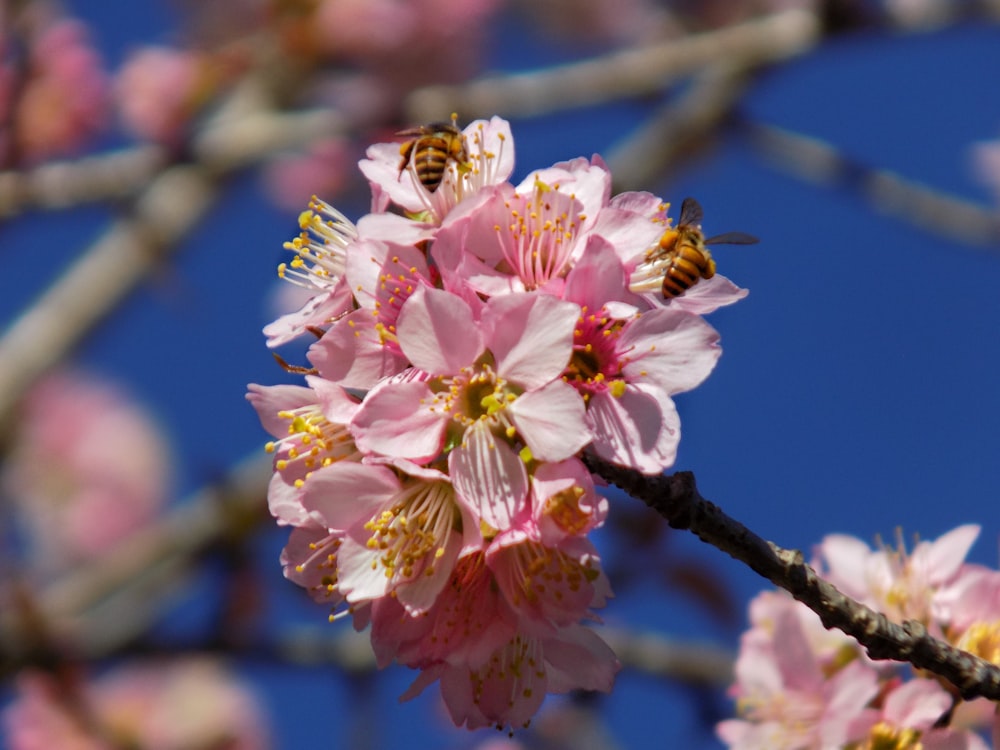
left=583, top=452, right=1000, bottom=702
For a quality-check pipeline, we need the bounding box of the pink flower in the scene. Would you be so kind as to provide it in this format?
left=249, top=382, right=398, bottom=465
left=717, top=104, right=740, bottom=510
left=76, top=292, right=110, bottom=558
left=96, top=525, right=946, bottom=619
left=349, top=287, right=590, bottom=529
left=299, top=461, right=479, bottom=615
left=718, top=594, right=880, bottom=749
left=530, top=458, right=608, bottom=543
left=3, top=660, right=269, bottom=750
left=561, top=240, right=721, bottom=472
left=430, top=156, right=614, bottom=298
left=402, top=624, right=619, bottom=732
left=814, top=525, right=982, bottom=627
left=306, top=242, right=436, bottom=389
left=2, top=371, right=171, bottom=570
left=251, top=113, right=741, bottom=733
left=115, top=45, right=218, bottom=145
left=369, top=550, right=518, bottom=669
left=12, top=18, right=109, bottom=162
left=359, top=116, right=514, bottom=225
left=264, top=197, right=357, bottom=347
left=488, top=526, right=610, bottom=635
left=847, top=678, right=990, bottom=750
left=246, top=376, right=362, bottom=525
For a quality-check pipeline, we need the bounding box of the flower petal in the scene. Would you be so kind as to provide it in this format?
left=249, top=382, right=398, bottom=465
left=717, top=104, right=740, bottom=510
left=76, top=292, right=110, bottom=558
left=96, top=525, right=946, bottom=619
left=585, top=385, right=679, bottom=473
left=396, top=287, right=483, bottom=375
left=350, top=379, right=445, bottom=462
left=300, top=461, right=400, bottom=530
left=620, top=307, right=721, bottom=395
left=509, top=380, right=590, bottom=462
left=483, top=293, right=579, bottom=389
left=449, top=422, right=529, bottom=530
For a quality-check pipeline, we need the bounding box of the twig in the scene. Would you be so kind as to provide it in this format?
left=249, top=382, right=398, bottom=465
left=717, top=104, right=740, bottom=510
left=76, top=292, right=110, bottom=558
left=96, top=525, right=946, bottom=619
left=604, top=63, right=750, bottom=192
left=0, top=451, right=271, bottom=672
left=404, top=9, right=820, bottom=122
left=583, top=453, right=1000, bottom=702
left=743, top=120, right=1000, bottom=246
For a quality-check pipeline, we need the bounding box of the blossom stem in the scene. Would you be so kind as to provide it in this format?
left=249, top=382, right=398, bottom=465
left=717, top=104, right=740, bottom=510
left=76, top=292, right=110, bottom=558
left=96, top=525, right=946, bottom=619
left=582, top=451, right=1000, bottom=702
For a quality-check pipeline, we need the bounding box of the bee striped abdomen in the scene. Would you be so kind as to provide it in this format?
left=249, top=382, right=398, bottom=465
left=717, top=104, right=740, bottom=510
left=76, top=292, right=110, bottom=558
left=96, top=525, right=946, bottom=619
left=662, top=244, right=713, bottom=297
left=656, top=196, right=756, bottom=299
left=397, top=120, right=469, bottom=194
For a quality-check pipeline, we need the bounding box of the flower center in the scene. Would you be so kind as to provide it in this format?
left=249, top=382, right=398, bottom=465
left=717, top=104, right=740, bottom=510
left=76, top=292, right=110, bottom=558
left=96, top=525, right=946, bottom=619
left=564, top=308, right=627, bottom=400
left=364, top=480, right=457, bottom=582
left=279, top=196, right=357, bottom=291
left=427, top=359, right=523, bottom=451
left=495, top=182, right=584, bottom=289
left=267, top=404, right=360, bottom=484
left=857, top=721, right=923, bottom=750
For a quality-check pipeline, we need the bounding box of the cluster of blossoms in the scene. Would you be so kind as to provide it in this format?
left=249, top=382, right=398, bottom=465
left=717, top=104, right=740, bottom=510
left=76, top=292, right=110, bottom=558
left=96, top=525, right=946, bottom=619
left=248, top=116, right=746, bottom=730
left=719, top=524, right=1000, bottom=749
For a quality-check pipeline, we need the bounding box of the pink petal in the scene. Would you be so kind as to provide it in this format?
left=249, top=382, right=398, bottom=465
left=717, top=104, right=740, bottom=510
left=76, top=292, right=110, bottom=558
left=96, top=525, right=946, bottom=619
left=267, top=472, right=310, bottom=526
left=563, top=235, right=627, bottom=310
left=305, top=375, right=360, bottom=424
left=916, top=524, right=981, bottom=585
left=483, top=294, right=579, bottom=389
left=395, top=529, right=463, bottom=615
left=543, top=624, right=620, bottom=694
left=585, top=386, right=678, bottom=473
left=396, top=287, right=483, bottom=375
left=508, top=380, right=590, bottom=462
left=620, top=308, right=721, bottom=395
left=661, top=273, right=748, bottom=315
left=336, top=536, right=392, bottom=603
left=300, top=461, right=400, bottom=530
left=245, top=383, right=315, bottom=438
left=350, top=379, right=446, bottom=462
left=263, top=282, right=353, bottom=347
left=449, top=422, right=529, bottom=530
left=307, top=309, right=409, bottom=389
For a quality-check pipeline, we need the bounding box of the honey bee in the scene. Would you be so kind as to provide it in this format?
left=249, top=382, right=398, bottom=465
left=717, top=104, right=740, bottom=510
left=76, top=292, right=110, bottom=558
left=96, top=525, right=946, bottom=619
left=397, top=118, right=470, bottom=193
left=657, top=197, right=758, bottom=298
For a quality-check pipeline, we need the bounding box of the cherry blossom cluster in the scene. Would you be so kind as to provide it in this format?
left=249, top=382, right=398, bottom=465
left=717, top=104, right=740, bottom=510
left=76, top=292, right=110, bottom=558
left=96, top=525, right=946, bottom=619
left=248, top=116, right=746, bottom=730
left=718, top=525, right=1000, bottom=749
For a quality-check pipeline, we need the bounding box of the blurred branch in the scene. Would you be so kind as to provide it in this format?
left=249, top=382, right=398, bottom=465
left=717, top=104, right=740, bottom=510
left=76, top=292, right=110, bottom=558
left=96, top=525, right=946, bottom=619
left=0, top=108, right=346, bottom=219
left=0, top=70, right=351, bottom=426
left=599, top=627, right=732, bottom=687
left=404, top=9, right=820, bottom=122
left=743, top=120, right=1000, bottom=246
left=0, top=451, right=271, bottom=673
left=583, top=453, right=1000, bottom=703
left=604, top=63, right=749, bottom=192
left=0, top=162, right=216, bottom=427
left=0, top=146, right=166, bottom=218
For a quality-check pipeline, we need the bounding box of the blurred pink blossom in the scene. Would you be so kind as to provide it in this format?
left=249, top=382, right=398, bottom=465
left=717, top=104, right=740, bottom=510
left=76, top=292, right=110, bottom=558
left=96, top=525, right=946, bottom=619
left=3, top=659, right=269, bottom=750
left=9, top=18, right=109, bottom=163
left=2, top=370, right=172, bottom=570
left=813, top=524, right=981, bottom=629
left=115, top=45, right=216, bottom=145
left=263, top=137, right=353, bottom=211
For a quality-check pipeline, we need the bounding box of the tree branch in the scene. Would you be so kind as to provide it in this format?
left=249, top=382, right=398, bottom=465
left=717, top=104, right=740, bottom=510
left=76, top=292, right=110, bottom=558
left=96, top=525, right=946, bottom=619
left=583, top=452, right=1000, bottom=702
left=404, top=9, right=819, bottom=122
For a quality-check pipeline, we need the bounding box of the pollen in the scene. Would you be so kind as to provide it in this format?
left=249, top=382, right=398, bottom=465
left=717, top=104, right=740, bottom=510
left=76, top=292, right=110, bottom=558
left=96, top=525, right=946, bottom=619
left=362, top=481, right=458, bottom=583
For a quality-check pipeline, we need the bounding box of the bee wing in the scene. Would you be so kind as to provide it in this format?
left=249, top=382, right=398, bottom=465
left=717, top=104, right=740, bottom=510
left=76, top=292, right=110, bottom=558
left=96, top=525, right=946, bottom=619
left=704, top=231, right=759, bottom=246
left=678, top=197, right=704, bottom=227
